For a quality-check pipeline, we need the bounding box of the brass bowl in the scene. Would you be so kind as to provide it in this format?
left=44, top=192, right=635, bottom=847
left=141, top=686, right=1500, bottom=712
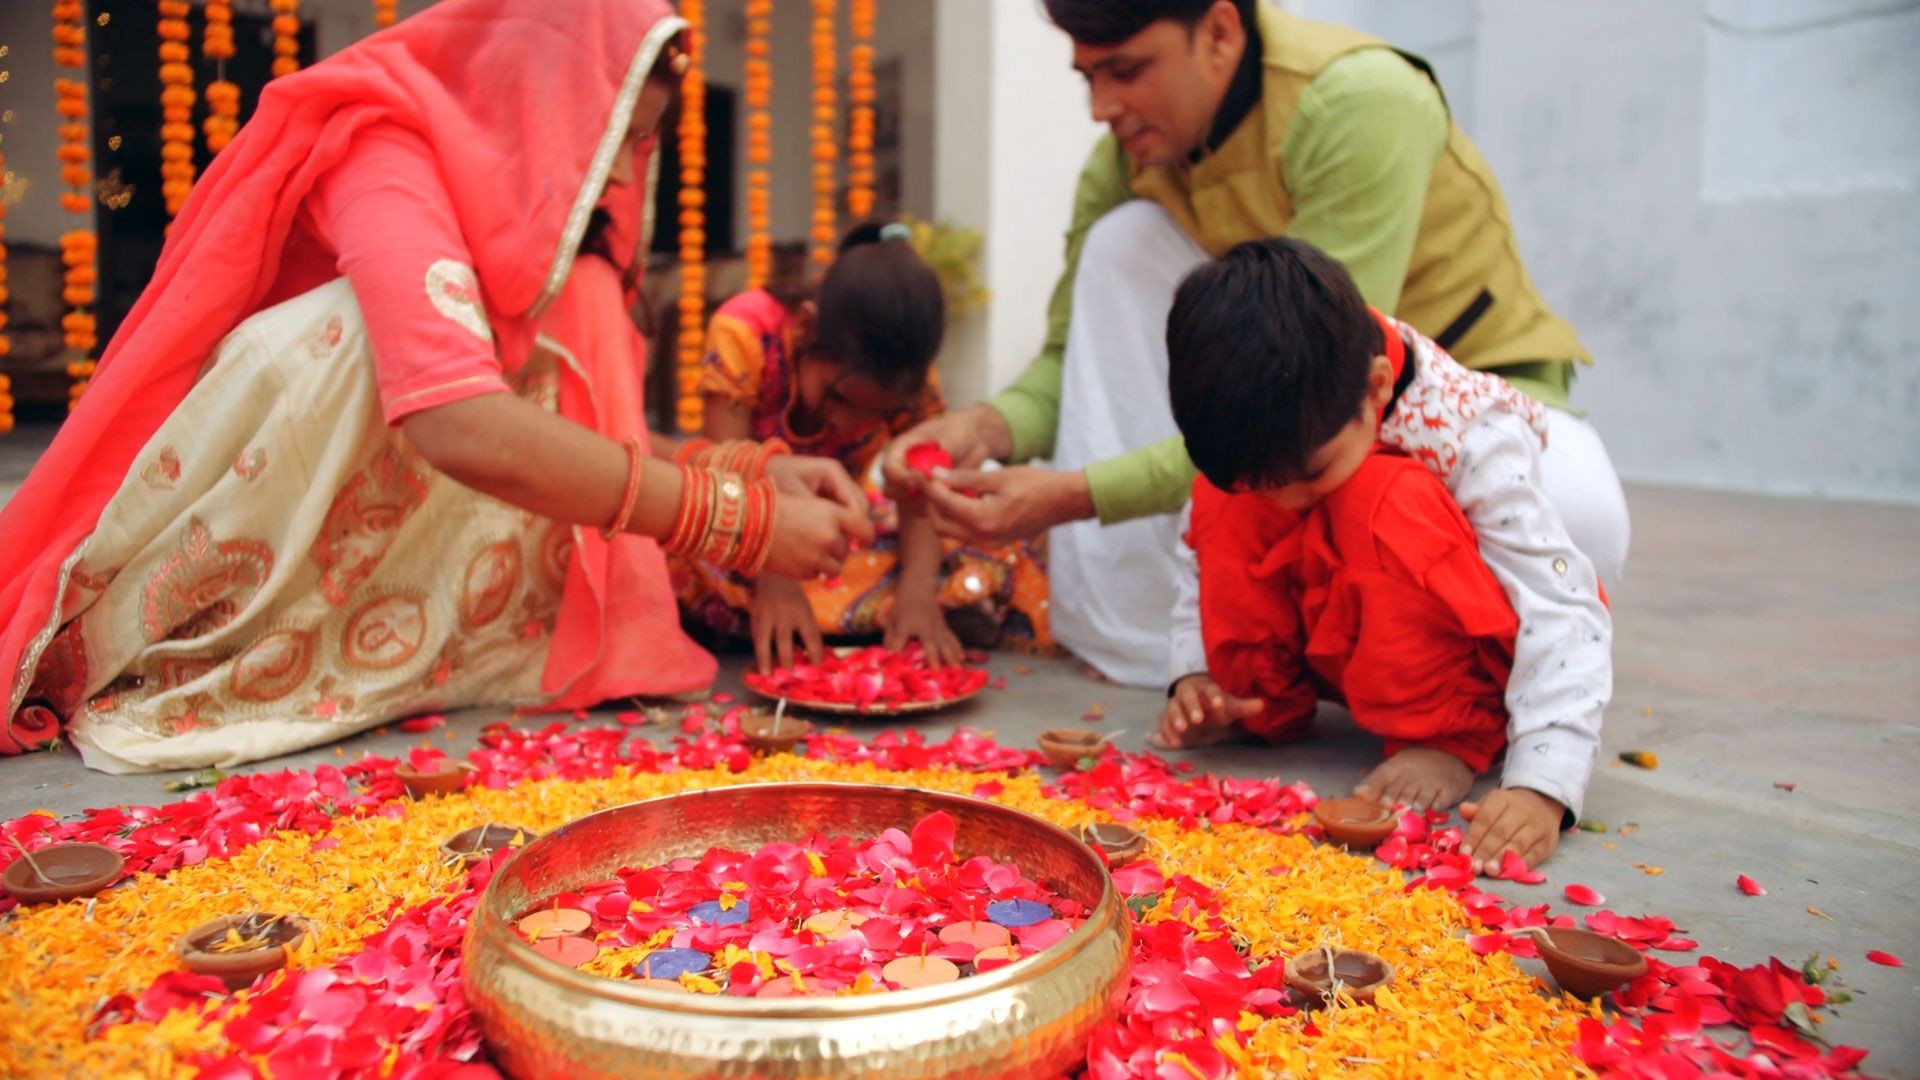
left=464, top=782, right=1132, bottom=1079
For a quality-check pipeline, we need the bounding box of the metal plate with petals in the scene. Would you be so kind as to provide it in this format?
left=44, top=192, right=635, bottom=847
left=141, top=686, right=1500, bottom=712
left=464, top=783, right=1131, bottom=1079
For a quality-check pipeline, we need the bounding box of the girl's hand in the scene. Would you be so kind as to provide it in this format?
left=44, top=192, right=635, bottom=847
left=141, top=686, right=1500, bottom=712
left=751, top=575, right=824, bottom=672
left=884, top=595, right=965, bottom=668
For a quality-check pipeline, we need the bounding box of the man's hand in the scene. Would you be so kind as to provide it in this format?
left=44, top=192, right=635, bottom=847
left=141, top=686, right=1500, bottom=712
left=922, top=466, right=1095, bottom=545
left=879, top=405, right=1015, bottom=501
left=1459, top=787, right=1566, bottom=875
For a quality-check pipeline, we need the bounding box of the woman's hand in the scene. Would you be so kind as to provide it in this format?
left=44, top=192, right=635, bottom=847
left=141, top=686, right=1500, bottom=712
left=761, top=490, right=873, bottom=580
left=751, top=575, right=823, bottom=672
left=766, top=454, right=867, bottom=517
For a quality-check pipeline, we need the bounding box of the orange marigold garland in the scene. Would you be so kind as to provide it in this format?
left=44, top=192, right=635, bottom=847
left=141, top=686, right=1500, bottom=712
left=846, top=0, right=876, bottom=219
left=270, top=0, right=301, bottom=79
left=373, top=0, right=398, bottom=30
left=1, top=146, right=12, bottom=435
left=674, top=1, right=708, bottom=433
left=158, top=0, right=197, bottom=217
left=53, top=0, right=98, bottom=406
left=202, top=0, right=239, bottom=154
left=743, top=0, right=773, bottom=289
left=809, top=0, right=839, bottom=265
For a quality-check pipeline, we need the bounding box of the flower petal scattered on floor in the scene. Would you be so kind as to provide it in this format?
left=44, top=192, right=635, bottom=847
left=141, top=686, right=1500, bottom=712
left=0, top=727, right=1877, bottom=1079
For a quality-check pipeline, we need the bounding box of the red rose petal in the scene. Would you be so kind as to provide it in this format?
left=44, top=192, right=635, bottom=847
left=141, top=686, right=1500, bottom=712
left=1492, top=848, right=1548, bottom=885
left=1866, top=949, right=1903, bottom=967
left=1563, top=883, right=1605, bottom=906
left=1737, top=874, right=1766, bottom=896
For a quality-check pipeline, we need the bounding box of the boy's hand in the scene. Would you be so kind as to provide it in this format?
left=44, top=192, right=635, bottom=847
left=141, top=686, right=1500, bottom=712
left=1459, top=787, right=1565, bottom=875
left=751, top=575, right=824, bottom=672
left=1152, top=674, right=1264, bottom=749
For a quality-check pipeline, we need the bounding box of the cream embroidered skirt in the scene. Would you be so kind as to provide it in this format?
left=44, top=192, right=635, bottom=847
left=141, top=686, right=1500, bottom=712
left=23, top=278, right=565, bottom=773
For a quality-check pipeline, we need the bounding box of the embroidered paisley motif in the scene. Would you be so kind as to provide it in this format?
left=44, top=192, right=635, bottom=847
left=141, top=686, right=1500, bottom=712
left=460, top=541, right=522, bottom=630
left=140, top=517, right=274, bottom=643
left=310, top=446, right=430, bottom=607
left=341, top=594, right=429, bottom=671
left=233, top=447, right=268, bottom=481
left=229, top=628, right=317, bottom=703
left=425, top=259, right=492, bottom=342
left=141, top=446, right=183, bottom=490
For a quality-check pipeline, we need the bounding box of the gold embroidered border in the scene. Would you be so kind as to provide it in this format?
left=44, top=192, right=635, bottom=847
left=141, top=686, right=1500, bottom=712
left=529, top=16, right=689, bottom=321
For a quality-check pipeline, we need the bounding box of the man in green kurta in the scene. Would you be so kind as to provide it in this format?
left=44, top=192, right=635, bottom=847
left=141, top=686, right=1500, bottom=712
left=881, top=0, right=1628, bottom=688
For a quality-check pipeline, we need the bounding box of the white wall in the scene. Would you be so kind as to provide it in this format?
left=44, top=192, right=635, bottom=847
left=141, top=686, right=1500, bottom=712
left=1277, top=0, right=1920, bottom=503
left=930, top=0, right=1102, bottom=406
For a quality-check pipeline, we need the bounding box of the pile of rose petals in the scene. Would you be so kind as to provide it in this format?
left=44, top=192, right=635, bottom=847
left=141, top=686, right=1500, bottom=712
left=509, top=811, right=1085, bottom=995
left=744, top=643, right=990, bottom=711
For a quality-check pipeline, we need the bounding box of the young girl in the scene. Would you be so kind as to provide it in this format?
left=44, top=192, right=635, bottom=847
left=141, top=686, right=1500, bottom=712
left=682, top=223, right=1053, bottom=671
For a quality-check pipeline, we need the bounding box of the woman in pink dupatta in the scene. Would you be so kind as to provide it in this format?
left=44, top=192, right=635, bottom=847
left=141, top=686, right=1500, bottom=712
left=0, top=0, right=868, bottom=771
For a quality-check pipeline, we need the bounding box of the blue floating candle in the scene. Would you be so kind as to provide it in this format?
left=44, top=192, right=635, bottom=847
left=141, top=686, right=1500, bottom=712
left=632, top=948, right=712, bottom=980
left=688, top=899, right=750, bottom=926
left=986, top=899, right=1052, bottom=928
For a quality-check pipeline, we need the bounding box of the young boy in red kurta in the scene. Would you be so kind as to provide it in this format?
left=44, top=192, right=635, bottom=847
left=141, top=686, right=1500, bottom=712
left=1160, top=238, right=1612, bottom=871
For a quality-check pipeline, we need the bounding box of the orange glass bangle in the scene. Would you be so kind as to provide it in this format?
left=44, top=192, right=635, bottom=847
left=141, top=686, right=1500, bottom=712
left=602, top=436, right=645, bottom=540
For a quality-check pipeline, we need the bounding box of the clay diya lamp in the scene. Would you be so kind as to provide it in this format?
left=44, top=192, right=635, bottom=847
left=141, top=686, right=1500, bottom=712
left=2, top=841, right=125, bottom=904
left=1311, top=796, right=1398, bottom=852
left=177, top=912, right=314, bottom=991
left=1038, top=729, right=1102, bottom=770
left=1531, top=926, right=1648, bottom=999
left=740, top=707, right=814, bottom=756
left=395, top=759, right=471, bottom=799
left=1284, top=946, right=1395, bottom=1007
left=1075, top=822, right=1147, bottom=867
left=441, top=823, right=538, bottom=866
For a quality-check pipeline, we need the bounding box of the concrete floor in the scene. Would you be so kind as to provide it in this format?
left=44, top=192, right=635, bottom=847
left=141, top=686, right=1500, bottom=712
left=2, top=422, right=1917, bottom=1072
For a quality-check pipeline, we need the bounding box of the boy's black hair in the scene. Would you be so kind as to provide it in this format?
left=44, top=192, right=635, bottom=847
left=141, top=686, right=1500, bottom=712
left=1041, top=0, right=1255, bottom=47
left=1166, top=237, right=1383, bottom=491
left=810, top=222, right=945, bottom=395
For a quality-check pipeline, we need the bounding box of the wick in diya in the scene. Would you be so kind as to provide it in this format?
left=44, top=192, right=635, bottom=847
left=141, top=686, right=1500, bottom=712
left=2, top=836, right=124, bottom=904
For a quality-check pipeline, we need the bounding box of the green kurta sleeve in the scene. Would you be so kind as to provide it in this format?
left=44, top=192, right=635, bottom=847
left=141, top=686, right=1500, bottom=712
left=1279, top=48, right=1450, bottom=313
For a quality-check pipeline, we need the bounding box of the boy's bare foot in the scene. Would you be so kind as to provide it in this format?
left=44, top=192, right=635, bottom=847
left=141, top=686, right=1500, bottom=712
left=1079, top=661, right=1109, bottom=684
left=1152, top=674, right=1265, bottom=750
left=1356, top=747, right=1475, bottom=812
